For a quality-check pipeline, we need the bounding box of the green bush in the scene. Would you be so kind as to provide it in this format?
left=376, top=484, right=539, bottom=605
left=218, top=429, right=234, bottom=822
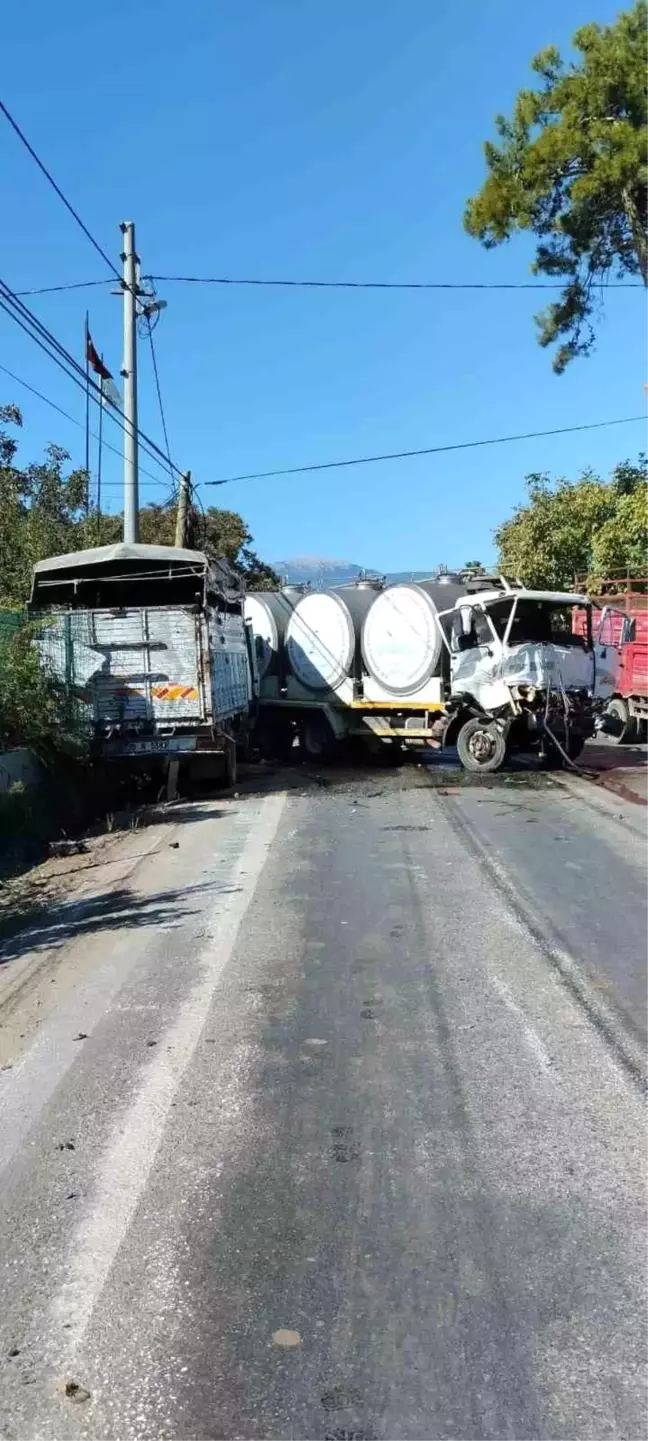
left=0, top=621, right=89, bottom=759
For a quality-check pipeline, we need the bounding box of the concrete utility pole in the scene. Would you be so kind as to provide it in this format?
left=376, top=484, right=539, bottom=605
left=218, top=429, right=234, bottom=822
left=174, top=471, right=191, bottom=548
left=121, top=221, right=139, bottom=543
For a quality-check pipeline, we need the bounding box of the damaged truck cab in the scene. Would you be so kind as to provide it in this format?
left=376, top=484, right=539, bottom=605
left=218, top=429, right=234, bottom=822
left=436, top=582, right=598, bottom=773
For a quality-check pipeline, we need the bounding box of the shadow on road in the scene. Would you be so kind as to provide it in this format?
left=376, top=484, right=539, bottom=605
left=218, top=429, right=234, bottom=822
left=0, top=879, right=217, bottom=967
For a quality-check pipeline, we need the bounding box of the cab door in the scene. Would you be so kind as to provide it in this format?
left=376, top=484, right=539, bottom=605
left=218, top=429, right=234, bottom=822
left=594, top=605, right=625, bottom=700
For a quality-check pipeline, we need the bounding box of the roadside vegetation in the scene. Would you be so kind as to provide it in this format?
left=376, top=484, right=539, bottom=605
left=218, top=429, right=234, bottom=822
left=465, top=2, right=647, bottom=372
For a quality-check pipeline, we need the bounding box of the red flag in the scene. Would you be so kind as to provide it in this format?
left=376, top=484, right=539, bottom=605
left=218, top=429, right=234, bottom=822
left=86, top=330, right=112, bottom=382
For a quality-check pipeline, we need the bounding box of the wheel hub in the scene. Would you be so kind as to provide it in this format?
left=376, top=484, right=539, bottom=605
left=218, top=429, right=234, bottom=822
left=469, top=727, right=496, bottom=761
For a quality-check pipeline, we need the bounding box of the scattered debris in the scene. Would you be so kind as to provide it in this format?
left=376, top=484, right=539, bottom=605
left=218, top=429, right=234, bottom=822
left=8, top=1347, right=20, bottom=1359
left=146, top=1039, right=157, bottom=1047
left=66, top=1191, right=77, bottom=1200
left=272, top=1329, right=301, bottom=1348
left=57, top=1378, right=91, bottom=1404
left=321, top=1386, right=362, bottom=1412
left=49, top=839, right=88, bottom=858
left=56, top=1140, right=75, bottom=1152
left=169, top=841, right=180, bottom=849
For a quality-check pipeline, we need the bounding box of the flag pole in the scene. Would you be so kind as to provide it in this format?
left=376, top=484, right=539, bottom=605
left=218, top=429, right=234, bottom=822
left=84, top=312, right=91, bottom=518
left=96, top=367, right=104, bottom=540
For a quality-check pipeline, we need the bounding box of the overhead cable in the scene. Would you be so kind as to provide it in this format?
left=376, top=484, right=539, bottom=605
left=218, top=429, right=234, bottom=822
left=13, top=274, right=642, bottom=297
left=0, top=100, right=123, bottom=285
left=0, top=360, right=176, bottom=490
left=145, top=317, right=174, bottom=483
left=207, top=415, right=647, bottom=486
left=150, top=273, right=641, bottom=292
left=0, top=276, right=183, bottom=480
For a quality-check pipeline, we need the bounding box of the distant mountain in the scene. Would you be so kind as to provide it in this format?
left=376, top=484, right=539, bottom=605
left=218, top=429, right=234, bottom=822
left=273, top=556, right=441, bottom=588
left=272, top=557, right=364, bottom=586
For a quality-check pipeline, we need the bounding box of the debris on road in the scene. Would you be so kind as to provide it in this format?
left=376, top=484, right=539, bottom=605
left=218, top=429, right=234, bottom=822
left=56, top=1378, right=91, bottom=1404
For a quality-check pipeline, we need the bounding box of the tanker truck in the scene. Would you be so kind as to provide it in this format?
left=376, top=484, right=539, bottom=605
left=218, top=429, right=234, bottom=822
left=245, top=575, right=600, bottom=772
left=245, top=573, right=467, bottom=763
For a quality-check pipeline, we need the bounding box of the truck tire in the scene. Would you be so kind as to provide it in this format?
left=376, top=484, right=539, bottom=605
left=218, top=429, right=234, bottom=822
left=456, top=717, right=507, bottom=774
left=605, top=697, right=637, bottom=745
left=301, top=713, right=336, bottom=763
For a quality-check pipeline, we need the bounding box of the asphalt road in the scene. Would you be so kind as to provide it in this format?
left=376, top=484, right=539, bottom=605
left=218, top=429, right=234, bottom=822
left=0, top=767, right=646, bottom=1440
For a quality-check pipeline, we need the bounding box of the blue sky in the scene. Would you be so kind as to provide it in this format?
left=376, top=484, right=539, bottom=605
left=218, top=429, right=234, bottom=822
left=1, top=0, right=645, bottom=570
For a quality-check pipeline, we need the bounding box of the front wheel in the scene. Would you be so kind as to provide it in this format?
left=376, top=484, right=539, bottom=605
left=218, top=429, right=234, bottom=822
left=456, top=717, right=507, bottom=774
left=604, top=697, right=637, bottom=745
left=301, top=713, right=336, bottom=763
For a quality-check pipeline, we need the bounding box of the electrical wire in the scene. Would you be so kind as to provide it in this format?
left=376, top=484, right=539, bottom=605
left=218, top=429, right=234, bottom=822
left=0, top=292, right=176, bottom=487
left=145, top=316, right=175, bottom=489
left=0, top=361, right=177, bottom=490
left=14, top=279, right=113, bottom=297
left=0, top=276, right=184, bottom=480
left=12, top=274, right=643, bottom=297
left=206, top=414, right=647, bottom=486
left=149, top=273, right=642, bottom=292
left=0, top=100, right=123, bottom=285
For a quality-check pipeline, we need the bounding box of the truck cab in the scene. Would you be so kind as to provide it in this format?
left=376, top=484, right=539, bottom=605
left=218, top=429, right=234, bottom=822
left=436, top=582, right=596, bottom=772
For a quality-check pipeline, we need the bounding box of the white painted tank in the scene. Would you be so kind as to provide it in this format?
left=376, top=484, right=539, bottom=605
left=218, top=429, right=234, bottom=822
left=361, top=580, right=466, bottom=696
left=285, top=583, right=381, bottom=693
left=244, top=589, right=303, bottom=678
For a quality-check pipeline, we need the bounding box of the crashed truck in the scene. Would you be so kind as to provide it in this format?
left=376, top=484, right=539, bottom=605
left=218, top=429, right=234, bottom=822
left=245, top=575, right=604, bottom=773
left=30, top=542, right=257, bottom=789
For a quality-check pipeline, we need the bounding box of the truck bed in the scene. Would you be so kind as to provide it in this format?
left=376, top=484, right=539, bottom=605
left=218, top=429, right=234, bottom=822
left=38, top=606, right=207, bottom=728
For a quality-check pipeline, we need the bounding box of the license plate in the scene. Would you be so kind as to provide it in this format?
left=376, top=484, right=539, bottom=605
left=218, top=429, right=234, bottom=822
left=104, top=736, right=197, bottom=757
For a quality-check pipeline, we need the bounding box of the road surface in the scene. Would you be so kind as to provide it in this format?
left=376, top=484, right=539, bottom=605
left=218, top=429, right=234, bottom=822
left=0, top=767, right=646, bottom=1440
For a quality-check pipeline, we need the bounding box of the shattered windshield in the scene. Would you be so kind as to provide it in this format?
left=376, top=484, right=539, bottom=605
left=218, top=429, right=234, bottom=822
left=507, top=601, right=591, bottom=648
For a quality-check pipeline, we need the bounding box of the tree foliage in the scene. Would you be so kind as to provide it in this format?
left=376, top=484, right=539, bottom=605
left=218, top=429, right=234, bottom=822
left=495, top=454, right=647, bottom=586
left=0, top=404, right=93, bottom=605
left=464, top=3, right=647, bottom=371
left=136, top=501, right=279, bottom=590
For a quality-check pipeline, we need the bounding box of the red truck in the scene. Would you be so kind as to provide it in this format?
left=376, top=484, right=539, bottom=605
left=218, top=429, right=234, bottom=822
left=574, top=575, right=648, bottom=743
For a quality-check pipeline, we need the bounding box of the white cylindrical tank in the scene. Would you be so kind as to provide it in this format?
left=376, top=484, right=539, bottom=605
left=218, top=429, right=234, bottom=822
left=285, top=583, right=381, bottom=693
left=361, top=580, right=466, bottom=696
left=244, top=589, right=303, bottom=678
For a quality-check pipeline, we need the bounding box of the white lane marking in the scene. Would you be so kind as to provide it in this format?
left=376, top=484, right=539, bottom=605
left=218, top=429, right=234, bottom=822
left=489, top=972, right=558, bottom=1081
left=49, top=791, right=286, bottom=1358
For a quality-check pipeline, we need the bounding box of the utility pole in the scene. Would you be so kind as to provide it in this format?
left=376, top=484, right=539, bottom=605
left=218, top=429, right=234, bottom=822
left=174, top=471, right=191, bottom=548
left=121, top=221, right=139, bottom=543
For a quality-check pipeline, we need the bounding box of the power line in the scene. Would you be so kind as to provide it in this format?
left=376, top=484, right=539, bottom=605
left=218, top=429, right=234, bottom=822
left=12, top=274, right=642, bottom=297
left=15, top=279, right=113, bottom=297
left=145, top=317, right=174, bottom=484
left=0, top=276, right=184, bottom=480
left=0, top=101, right=123, bottom=285
left=149, top=273, right=641, bottom=292
left=207, top=415, right=647, bottom=487
left=0, top=361, right=177, bottom=490
left=0, top=287, right=174, bottom=484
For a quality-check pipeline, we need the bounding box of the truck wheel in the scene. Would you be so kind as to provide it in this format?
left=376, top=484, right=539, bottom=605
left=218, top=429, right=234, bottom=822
left=605, top=697, right=637, bottom=745
left=456, top=717, right=507, bottom=774
left=301, top=714, right=335, bottom=763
